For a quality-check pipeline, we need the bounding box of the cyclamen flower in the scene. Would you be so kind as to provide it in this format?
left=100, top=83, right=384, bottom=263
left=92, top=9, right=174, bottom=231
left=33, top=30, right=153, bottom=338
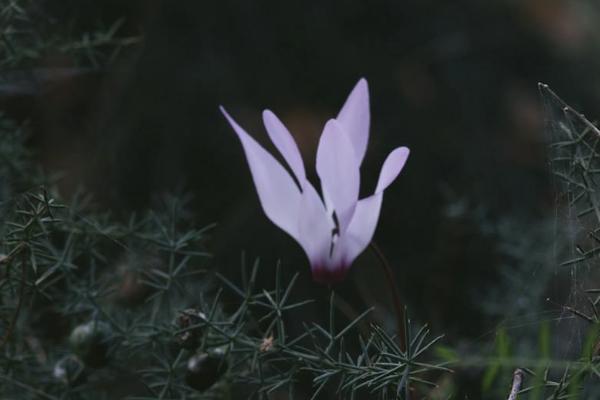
left=220, top=78, right=409, bottom=283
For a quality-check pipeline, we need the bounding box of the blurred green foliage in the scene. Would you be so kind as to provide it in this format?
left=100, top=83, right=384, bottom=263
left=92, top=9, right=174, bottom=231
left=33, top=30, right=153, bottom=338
left=4, top=0, right=600, bottom=398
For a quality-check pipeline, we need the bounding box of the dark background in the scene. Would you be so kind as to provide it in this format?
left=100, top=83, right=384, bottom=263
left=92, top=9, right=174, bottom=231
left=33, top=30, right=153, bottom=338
left=11, top=0, right=600, bottom=361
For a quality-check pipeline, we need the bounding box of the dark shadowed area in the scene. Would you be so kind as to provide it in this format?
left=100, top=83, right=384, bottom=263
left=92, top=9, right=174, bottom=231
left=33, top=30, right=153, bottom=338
left=4, top=1, right=600, bottom=398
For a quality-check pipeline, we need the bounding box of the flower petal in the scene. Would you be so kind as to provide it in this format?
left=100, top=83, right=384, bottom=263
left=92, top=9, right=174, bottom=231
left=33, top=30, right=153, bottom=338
left=262, top=109, right=306, bottom=186
left=221, top=106, right=302, bottom=239
left=336, top=146, right=410, bottom=266
left=375, top=147, right=410, bottom=193
left=297, top=181, right=333, bottom=269
left=316, top=119, right=360, bottom=233
left=336, top=78, right=370, bottom=165
left=335, top=193, right=383, bottom=268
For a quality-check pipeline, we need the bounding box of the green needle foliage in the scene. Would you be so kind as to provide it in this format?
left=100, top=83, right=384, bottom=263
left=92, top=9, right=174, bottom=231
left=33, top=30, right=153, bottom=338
left=6, top=1, right=600, bottom=398
left=0, top=4, right=447, bottom=398
left=1, top=0, right=139, bottom=68
left=0, top=126, right=447, bottom=399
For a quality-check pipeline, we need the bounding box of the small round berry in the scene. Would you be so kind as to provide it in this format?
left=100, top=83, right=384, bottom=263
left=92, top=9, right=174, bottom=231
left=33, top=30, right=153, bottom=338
left=69, top=321, right=112, bottom=368
left=172, top=308, right=206, bottom=351
left=53, top=354, right=86, bottom=386
left=185, top=349, right=228, bottom=391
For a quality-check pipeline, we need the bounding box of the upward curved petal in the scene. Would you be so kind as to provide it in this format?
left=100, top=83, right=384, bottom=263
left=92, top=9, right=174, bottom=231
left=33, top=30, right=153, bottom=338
left=221, top=107, right=302, bottom=239
left=375, top=147, right=410, bottom=193
left=336, top=78, right=370, bottom=165
left=316, top=119, right=360, bottom=233
left=262, top=110, right=306, bottom=186
left=337, top=146, right=410, bottom=267
left=335, top=193, right=383, bottom=268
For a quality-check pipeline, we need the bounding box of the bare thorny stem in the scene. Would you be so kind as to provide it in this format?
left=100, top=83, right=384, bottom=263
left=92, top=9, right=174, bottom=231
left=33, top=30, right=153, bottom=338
left=507, top=369, right=524, bottom=400
left=540, top=83, right=600, bottom=139
left=369, top=242, right=406, bottom=353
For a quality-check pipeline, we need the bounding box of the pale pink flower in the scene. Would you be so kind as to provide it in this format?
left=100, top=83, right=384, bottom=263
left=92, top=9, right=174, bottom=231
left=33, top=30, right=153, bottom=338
left=221, top=78, right=409, bottom=283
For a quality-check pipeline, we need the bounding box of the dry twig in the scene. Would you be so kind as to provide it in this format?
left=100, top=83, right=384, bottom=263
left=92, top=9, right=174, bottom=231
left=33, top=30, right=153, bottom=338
left=507, top=369, right=524, bottom=400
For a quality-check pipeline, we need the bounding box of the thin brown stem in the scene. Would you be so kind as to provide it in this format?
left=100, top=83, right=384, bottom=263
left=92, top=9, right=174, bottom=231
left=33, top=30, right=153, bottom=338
left=369, top=241, right=406, bottom=352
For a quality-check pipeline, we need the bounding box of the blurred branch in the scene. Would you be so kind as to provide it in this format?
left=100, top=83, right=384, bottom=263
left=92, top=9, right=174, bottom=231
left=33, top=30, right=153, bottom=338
left=507, top=369, right=524, bottom=400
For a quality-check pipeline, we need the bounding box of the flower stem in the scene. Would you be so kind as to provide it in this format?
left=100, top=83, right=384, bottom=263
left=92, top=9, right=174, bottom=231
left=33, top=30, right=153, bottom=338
left=369, top=241, right=406, bottom=353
